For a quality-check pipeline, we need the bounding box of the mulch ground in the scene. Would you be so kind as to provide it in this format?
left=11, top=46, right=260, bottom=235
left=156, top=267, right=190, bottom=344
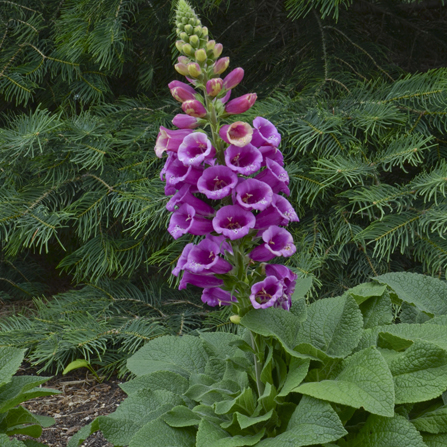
left=14, top=365, right=127, bottom=447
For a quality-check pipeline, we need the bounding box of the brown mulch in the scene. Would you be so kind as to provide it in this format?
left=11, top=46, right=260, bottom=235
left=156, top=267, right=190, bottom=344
left=14, top=365, right=127, bottom=447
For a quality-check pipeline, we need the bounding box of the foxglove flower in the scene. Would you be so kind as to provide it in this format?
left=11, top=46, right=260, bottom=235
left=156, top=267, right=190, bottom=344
left=255, top=194, right=299, bottom=229
left=168, top=203, right=213, bottom=239
left=171, top=86, right=196, bottom=103
left=205, top=234, right=233, bottom=255
left=250, top=276, right=284, bottom=309
left=249, top=225, right=296, bottom=261
left=225, top=93, right=257, bottom=115
left=197, top=165, right=238, bottom=200
left=206, top=78, right=223, bottom=97
left=251, top=117, right=281, bottom=148
left=184, top=239, right=233, bottom=274
left=223, top=67, right=244, bottom=90
left=255, top=158, right=290, bottom=195
left=259, top=145, right=284, bottom=167
left=235, top=178, right=273, bottom=211
left=168, top=80, right=196, bottom=96
left=214, top=57, right=229, bottom=75
left=166, top=184, right=215, bottom=216
left=219, top=122, right=253, bottom=147
left=182, top=100, right=207, bottom=117
left=202, top=288, right=236, bottom=306
left=265, top=264, right=297, bottom=311
left=213, top=205, right=256, bottom=240
left=224, top=143, right=262, bottom=175
left=177, top=133, right=215, bottom=166
left=165, top=156, right=203, bottom=189
left=172, top=114, right=202, bottom=129
left=172, top=243, right=194, bottom=276
left=179, top=272, right=223, bottom=290
left=155, top=127, right=193, bottom=158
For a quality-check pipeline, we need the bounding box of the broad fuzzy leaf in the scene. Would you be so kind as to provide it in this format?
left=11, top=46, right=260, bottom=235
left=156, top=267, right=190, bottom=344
left=119, top=371, right=189, bottom=396
left=411, top=405, right=447, bottom=434
left=0, top=347, right=24, bottom=388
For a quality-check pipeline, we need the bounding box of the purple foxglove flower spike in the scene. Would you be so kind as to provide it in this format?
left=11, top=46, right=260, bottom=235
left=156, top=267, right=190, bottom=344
left=250, top=276, right=284, bottom=309
left=197, top=165, right=238, bottom=200
left=182, top=100, right=207, bottom=118
left=235, top=178, right=273, bottom=211
left=170, top=86, right=196, bottom=103
left=255, top=194, right=299, bottom=229
left=155, top=127, right=193, bottom=158
left=177, top=133, right=215, bottom=167
left=214, top=57, right=229, bottom=75
left=265, top=264, right=297, bottom=311
left=224, top=143, right=262, bottom=176
left=259, top=145, right=284, bottom=167
left=165, top=157, right=203, bottom=189
left=168, top=203, right=213, bottom=239
left=219, top=122, right=253, bottom=147
left=225, top=93, right=257, bottom=115
left=202, top=288, right=236, bottom=307
left=251, top=117, right=282, bottom=148
left=213, top=204, right=256, bottom=240
left=206, top=78, right=223, bottom=97
left=172, top=243, right=194, bottom=277
left=255, top=158, right=290, bottom=195
left=172, top=114, right=202, bottom=129
left=249, top=225, right=296, bottom=261
left=184, top=239, right=233, bottom=274
left=166, top=184, right=215, bottom=216
left=223, top=68, right=244, bottom=90
left=179, top=272, right=223, bottom=290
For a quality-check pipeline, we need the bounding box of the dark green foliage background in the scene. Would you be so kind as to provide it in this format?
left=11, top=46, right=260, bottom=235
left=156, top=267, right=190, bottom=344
left=1, top=0, right=447, bottom=371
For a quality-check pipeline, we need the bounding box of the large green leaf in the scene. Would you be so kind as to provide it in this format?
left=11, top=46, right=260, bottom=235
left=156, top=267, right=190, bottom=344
left=119, top=371, right=189, bottom=396
left=199, top=332, right=244, bottom=359
left=257, top=396, right=347, bottom=446
left=295, top=295, right=363, bottom=358
left=411, top=405, right=447, bottom=434
left=129, top=418, right=196, bottom=447
left=359, top=292, right=393, bottom=329
left=0, top=434, right=27, bottom=447
left=346, top=413, right=426, bottom=446
left=422, top=433, right=447, bottom=447
left=375, top=272, right=447, bottom=316
left=0, top=347, right=24, bottom=388
left=347, top=282, right=388, bottom=305
left=277, top=358, right=310, bottom=398
left=163, top=405, right=201, bottom=427
left=297, top=347, right=395, bottom=417
left=127, top=335, right=209, bottom=378
left=0, top=406, right=52, bottom=437
left=390, top=340, right=447, bottom=404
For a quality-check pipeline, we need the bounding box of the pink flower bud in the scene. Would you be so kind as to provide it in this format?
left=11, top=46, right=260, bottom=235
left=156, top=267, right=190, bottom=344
left=225, top=93, right=257, bottom=115
left=206, top=40, right=216, bottom=51
left=195, top=49, right=207, bottom=63
left=170, top=87, right=196, bottom=103
left=213, top=43, right=223, bottom=58
left=223, top=68, right=244, bottom=90
left=173, top=114, right=202, bottom=129
left=219, top=121, right=253, bottom=147
left=168, top=80, right=196, bottom=96
left=175, top=63, right=189, bottom=76
left=213, top=57, right=229, bottom=75
left=182, top=99, right=207, bottom=118
left=206, top=78, right=223, bottom=97
left=178, top=56, right=190, bottom=64
left=188, top=62, right=202, bottom=78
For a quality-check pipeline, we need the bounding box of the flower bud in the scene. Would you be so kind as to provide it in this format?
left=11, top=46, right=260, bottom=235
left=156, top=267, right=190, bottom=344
left=180, top=32, right=189, bottom=42
left=175, top=40, right=184, bottom=52
left=187, top=62, right=202, bottom=78
left=173, top=114, right=202, bottom=129
left=168, top=80, right=196, bottom=95
left=202, top=26, right=208, bottom=37
left=189, top=18, right=197, bottom=26
left=175, top=63, right=189, bottom=76
left=213, top=57, right=229, bottom=75
left=182, top=43, right=193, bottom=56
left=213, top=43, right=223, bottom=59
left=230, top=315, right=241, bottom=324
left=171, top=86, right=196, bottom=103
left=206, top=40, right=216, bottom=51
left=194, top=25, right=202, bottom=36
left=189, top=34, right=199, bottom=47
left=195, top=49, right=207, bottom=63
left=206, top=78, right=223, bottom=97
left=225, top=93, right=257, bottom=115
left=178, top=56, right=190, bottom=64
left=223, top=67, right=244, bottom=90
left=184, top=24, right=193, bottom=34
left=182, top=99, right=207, bottom=117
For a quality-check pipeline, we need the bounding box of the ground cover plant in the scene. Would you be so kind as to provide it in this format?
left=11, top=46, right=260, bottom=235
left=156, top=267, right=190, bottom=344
left=66, top=2, right=447, bottom=444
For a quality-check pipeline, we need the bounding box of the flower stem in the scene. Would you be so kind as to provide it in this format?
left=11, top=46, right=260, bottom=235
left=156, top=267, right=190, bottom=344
left=250, top=331, right=265, bottom=397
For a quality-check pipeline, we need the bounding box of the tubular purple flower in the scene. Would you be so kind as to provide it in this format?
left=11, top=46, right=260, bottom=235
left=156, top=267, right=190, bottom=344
left=166, top=184, right=215, bottom=216
left=206, top=78, right=223, bottom=97
left=250, top=276, right=284, bottom=309
left=258, top=145, right=284, bottom=167
left=225, top=93, right=257, bottom=115
left=223, top=68, right=244, bottom=90
left=255, top=158, right=290, bottom=195
left=179, top=272, right=223, bottom=290
left=235, top=178, right=273, bottom=211
left=255, top=194, right=299, bottom=229
left=251, top=117, right=281, bottom=148
left=224, top=143, right=262, bottom=176
left=202, top=288, right=236, bottom=307
left=249, top=225, right=296, bottom=261
left=168, top=80, right=196, bottom=96
left=205, top=234, right=233, bottom=255
left=220, top=90, right=231, bottom=104
left=182, top=100, right=207, bottom=118
left=172, top=114, right=202, bottom=129
left=184, top=239, right=233, bottom=274
left=154, top=127, right=193, bottom=158
left=177, top=133, right=215, bottom=167
left=160, top=152, right=177, bottom=182
left=213, top=205, right=256, bottom=240
left=165, top=157, right=203, bottom=189
left=172, top=243, right=194, bottom=277
left=168, top=203, right=213, bottom=239
left=214, top=57, right=229, bottom=75
left=197, top=165, right=238, bottom=200
left=171, top=87, right=196, bottom=103
left=219, top=122, right=253, bottom=147
left=265, top=264, right=297, bottom=311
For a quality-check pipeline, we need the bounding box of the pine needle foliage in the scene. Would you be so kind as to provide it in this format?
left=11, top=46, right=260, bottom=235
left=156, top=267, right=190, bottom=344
left=1, top=0, right=447, bottom=370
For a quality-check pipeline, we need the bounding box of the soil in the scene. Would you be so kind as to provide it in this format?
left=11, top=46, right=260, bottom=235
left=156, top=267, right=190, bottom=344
left=13, top=365, right=127, bottom=447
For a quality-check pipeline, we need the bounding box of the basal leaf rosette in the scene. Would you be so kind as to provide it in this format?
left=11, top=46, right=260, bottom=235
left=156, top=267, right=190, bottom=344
left=154, top=0, right=299, bottom=317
